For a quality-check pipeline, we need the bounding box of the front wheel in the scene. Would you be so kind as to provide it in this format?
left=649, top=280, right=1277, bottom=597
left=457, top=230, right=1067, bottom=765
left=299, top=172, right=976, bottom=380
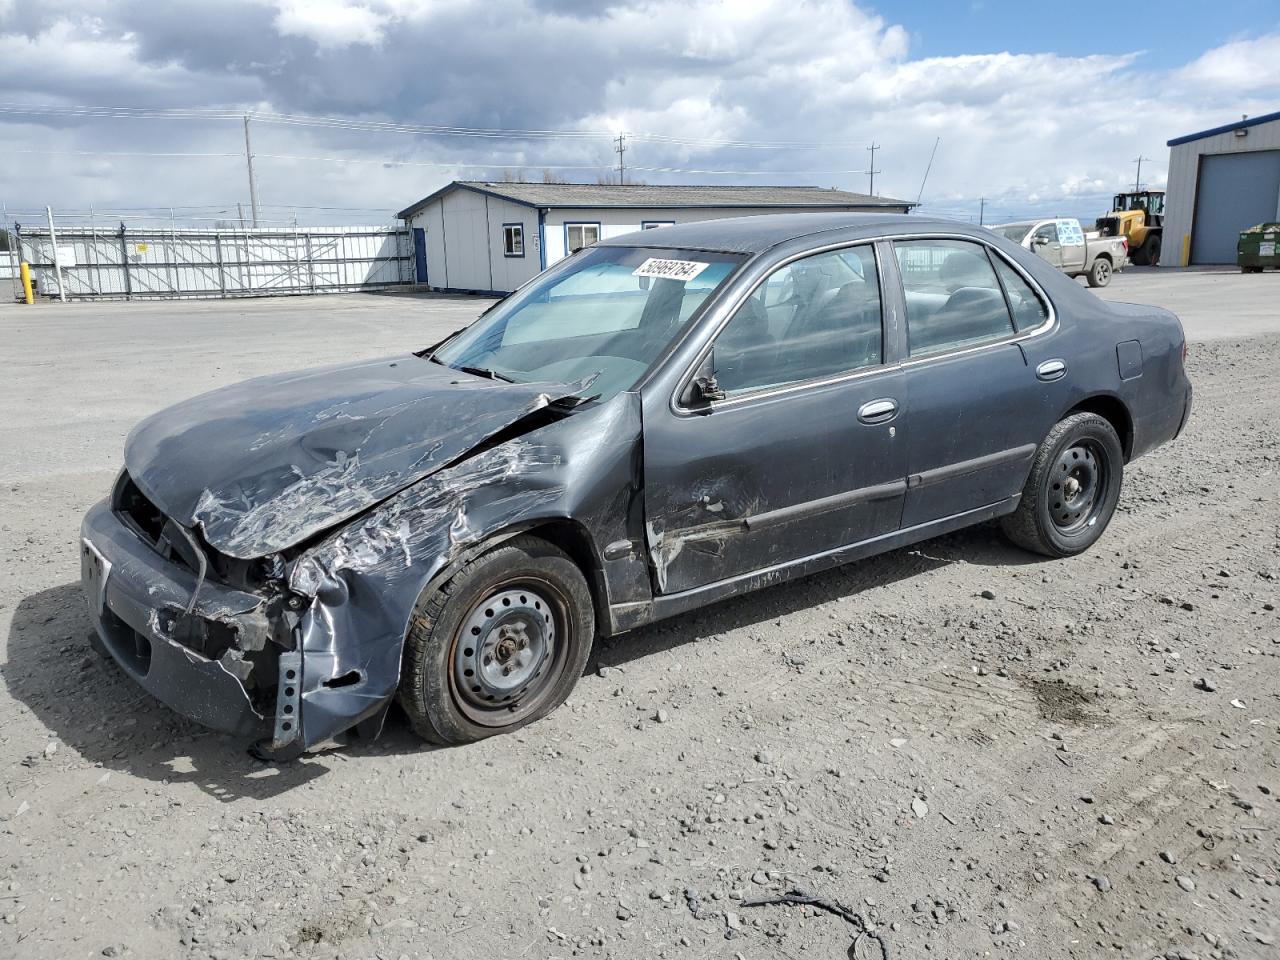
left=1147, top=235, right=1162, bottom=266
left=1001, top=412, right=1124, bottom=558
left=1087, top=258, right=1112, bottom=287
left=398, top=536, right=595, bottom=745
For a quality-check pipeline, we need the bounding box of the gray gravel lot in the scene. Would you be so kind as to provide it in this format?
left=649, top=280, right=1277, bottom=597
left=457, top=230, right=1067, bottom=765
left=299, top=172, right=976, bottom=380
left=1, top=272, right=1278, bottom=960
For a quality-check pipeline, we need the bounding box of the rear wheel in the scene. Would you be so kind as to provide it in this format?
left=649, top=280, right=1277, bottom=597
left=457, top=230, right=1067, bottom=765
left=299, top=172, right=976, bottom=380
left=1001, top=413, right=1124, bottom=558
left=1086, top=257, right=1112, bottom=287
left=398, top=536, right=595, bottom=745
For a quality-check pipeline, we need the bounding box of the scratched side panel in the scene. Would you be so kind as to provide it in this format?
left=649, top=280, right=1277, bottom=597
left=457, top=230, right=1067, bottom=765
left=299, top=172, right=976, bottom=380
left=283, top=392, right=646, bottom=747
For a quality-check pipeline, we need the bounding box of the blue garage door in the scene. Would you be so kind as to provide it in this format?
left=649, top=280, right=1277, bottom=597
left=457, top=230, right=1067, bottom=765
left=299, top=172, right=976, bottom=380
left=1191, top=150, right=1280, bottom=264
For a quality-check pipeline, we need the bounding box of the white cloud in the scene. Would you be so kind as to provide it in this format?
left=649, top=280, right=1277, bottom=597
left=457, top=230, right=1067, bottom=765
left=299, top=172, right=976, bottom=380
left=1175, top=34, right=1280, bottom=92
left=0, top=1, right=1276, bottom=226
left=272, top=1, right=391, bottom=48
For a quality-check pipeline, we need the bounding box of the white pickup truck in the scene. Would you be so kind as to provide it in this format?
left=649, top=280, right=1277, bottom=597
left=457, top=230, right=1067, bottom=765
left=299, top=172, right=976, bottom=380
left=994, top=218, right=1128, bottom=288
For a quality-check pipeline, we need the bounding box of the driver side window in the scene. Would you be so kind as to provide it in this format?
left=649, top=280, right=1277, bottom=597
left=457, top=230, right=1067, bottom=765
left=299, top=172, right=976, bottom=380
left=1033, top=223, right=1058, bottom=244
left=712, top=245, right=883, bottom=397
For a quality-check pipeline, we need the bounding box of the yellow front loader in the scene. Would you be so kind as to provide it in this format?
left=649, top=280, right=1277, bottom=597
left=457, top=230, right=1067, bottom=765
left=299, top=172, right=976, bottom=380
left=1096, top=191, right=1165, bottom=265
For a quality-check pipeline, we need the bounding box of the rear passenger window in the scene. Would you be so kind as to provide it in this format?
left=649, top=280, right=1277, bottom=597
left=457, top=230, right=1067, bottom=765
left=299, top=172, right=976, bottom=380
left=992, top=258, right=1050, bottom=331
left=714, top=245, right=882, bottom=396
left=894, top=239, right=1015, bottom=357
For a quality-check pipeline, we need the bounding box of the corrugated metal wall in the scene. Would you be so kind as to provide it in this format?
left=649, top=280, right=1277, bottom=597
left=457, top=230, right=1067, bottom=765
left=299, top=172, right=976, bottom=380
left=15, top=225, right=413, bottom=300
left=1165, top=118, right=1280, bottom=266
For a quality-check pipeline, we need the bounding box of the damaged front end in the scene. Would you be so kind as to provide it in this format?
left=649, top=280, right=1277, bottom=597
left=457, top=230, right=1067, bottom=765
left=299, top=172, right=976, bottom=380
left=81, top=355, right=641, bottom=757
left=81, top=472, right=306, bottom=751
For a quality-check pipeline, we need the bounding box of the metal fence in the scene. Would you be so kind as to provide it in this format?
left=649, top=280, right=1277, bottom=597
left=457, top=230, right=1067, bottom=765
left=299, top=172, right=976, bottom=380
left=11, top=224, right=414, bottom=300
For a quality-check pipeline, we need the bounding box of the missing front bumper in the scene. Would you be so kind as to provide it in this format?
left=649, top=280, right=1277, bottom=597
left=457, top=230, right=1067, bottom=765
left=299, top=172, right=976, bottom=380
left=80, top=498, right=299, bottom=749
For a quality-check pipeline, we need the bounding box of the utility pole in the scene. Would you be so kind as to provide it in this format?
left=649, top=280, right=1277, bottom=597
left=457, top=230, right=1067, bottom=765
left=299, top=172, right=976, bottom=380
left=46, top=205, right=66, bottom=302
left=1132, top=155, right=1150, bottom=193
left=978, top=197, right=986, bottom=226
left=614, top=133, right=626, bottom=185
left=243, top=115, right=261, bottom=227
left=866, top=142, right=880, bottom=196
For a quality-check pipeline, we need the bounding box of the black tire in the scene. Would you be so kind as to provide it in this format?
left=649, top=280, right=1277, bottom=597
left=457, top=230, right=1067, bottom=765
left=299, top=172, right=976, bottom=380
left=1147, top=234, right=1162, bottom=266
left=1086, top=257, right=1112, bottom=288
left=1001, top=412, right=1124, bottom=558
left=398, top=535, right=595, bottom=745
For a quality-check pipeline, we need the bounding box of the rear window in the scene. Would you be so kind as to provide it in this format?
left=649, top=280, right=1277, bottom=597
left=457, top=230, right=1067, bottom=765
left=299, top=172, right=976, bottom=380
left=992, top=258, right=1050, bottom=332
left=894, top=239, right=1016, bottom=357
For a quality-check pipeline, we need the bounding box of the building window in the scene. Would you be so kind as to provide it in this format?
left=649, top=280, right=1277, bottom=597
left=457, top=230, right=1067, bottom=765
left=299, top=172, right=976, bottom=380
left=641, top=220, right=675, bottom=230
left=565, top=222, right=601, bottom=254
left=503, top=223, right=525, bottom=258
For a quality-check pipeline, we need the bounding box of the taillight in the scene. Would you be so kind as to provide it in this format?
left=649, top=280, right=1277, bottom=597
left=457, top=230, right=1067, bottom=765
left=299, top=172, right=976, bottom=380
left=1122, top=237, right=1129, bottom=253
left=1181, top=341, right=1188, bottom=363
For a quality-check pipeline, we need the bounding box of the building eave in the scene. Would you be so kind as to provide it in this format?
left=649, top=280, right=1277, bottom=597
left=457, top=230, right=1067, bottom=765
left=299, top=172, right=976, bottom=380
left=1167, top=109, right=1280, bottom=147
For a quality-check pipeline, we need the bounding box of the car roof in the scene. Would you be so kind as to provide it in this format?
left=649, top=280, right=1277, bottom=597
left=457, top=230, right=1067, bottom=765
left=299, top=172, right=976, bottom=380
left=597, top=212, right=991, bottom=256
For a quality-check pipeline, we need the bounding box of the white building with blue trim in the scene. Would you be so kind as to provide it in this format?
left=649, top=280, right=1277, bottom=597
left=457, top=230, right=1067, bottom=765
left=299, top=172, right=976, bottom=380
left=396, top=181, right=915, bottom=295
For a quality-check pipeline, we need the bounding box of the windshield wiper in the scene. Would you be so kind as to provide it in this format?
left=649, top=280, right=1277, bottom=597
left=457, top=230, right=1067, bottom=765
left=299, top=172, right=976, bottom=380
left=459, top=365, right=514, bottom=383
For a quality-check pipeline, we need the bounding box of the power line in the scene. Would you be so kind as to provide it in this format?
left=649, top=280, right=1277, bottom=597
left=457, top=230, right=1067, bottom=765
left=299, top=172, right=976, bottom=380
left=0, top=145, right=882, bottom=179
left=0, top=101, right=873, bottom=150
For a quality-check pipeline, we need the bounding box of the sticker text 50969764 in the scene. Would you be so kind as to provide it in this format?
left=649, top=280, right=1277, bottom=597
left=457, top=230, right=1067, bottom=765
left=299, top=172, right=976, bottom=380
left=632, top=258, right=711, bottom=282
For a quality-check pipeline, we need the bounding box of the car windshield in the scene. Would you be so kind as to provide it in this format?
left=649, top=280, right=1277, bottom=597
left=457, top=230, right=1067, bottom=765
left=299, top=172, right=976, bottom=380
left=432, top=245, right=745, bottom=401
left=995, top=223, right=1033, bottom=243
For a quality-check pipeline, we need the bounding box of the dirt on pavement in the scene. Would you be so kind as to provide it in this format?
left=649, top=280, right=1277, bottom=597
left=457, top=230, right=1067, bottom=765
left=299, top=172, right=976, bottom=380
left=1, top=292, right=1277, bottom=960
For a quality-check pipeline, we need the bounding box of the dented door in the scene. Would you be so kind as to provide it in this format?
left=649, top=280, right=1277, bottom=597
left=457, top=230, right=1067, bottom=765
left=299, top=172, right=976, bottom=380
left=641, top=242, right=907, bottom=596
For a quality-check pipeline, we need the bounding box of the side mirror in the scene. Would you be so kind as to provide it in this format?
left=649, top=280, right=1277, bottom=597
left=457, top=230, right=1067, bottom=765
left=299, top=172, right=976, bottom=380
left=693, top=374, right=726, bottom=403
left=1031, top=235, right=1048, bottom=247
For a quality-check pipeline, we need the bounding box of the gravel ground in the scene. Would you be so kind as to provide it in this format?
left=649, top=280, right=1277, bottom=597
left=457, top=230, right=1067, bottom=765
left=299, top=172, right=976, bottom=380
left=1, top=276, right=1278, bottom=960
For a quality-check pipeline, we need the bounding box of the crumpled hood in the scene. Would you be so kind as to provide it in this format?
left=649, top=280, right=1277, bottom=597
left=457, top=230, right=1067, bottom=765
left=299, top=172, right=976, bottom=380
left=125, top=354, right=580, bottom=559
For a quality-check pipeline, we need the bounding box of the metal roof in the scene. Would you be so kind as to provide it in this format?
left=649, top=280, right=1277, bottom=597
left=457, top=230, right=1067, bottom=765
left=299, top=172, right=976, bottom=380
left=1167, top=109, right=1280, bottom=147
left=396, top=181, right=915, bottom=219
left=596, top=212, right=968, bottom=255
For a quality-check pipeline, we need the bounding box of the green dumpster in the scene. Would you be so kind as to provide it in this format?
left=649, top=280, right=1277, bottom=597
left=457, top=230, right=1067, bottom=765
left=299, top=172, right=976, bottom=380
left=1238, top=223, right=1280, bottom=273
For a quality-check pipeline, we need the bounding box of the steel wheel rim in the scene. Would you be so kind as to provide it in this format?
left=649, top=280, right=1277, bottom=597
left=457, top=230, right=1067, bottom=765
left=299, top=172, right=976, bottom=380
left=1049, top=440, right=1107, bottom=534
left=449, top=577, right=570, bottom=727
left=1096, top=261, right=1110, bottom=282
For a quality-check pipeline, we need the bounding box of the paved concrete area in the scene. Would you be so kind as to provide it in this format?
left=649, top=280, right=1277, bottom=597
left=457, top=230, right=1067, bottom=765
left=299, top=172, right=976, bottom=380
left=0, top=293, right=491, bottom=489
left=1097, top=265, right=1279, bottom=341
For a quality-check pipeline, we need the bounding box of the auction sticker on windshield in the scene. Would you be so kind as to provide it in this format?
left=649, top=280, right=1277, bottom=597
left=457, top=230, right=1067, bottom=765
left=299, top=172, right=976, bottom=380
left=632, top=258, right=710, bottom=282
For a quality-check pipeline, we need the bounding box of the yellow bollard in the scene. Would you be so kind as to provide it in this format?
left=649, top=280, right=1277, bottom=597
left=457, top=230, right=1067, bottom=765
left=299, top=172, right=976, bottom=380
left=19, top=261, right=34, bottom=305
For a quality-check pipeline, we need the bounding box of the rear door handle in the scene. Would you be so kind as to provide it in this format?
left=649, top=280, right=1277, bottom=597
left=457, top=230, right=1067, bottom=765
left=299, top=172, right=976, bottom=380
left=858, top=398, right=898, bottom=424
left=1036, top=359, right=1067, bottom=382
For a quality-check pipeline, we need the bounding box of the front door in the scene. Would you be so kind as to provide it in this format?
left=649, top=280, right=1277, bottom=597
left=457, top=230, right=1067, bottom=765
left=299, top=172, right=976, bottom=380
left=891, top=238, right=1053, bottom=527
left=642, top=243, right=907, bottom=595
left=1030, top=221, right=1063, bottom=268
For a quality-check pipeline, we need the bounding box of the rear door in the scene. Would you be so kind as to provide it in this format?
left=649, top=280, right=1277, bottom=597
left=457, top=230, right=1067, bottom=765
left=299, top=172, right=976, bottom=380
left=892, top=238, right=1053, bottom=528
left=641, top=242, right=907, bottom=594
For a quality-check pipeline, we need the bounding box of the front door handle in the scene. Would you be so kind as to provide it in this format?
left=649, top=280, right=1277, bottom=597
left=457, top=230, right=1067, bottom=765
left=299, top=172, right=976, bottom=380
left=858, top=398, right=898, bottom=424
left=1036, top=359, right=1067, bottom=382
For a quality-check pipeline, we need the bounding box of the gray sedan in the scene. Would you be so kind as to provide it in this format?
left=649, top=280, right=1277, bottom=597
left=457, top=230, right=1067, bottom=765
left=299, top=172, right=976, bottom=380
left=80, top=213, right=1192, bottom=756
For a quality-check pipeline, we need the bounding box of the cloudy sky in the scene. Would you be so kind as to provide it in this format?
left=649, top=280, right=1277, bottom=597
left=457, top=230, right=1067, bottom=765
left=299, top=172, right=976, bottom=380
left=1, top=0, right=1277, bottom=227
